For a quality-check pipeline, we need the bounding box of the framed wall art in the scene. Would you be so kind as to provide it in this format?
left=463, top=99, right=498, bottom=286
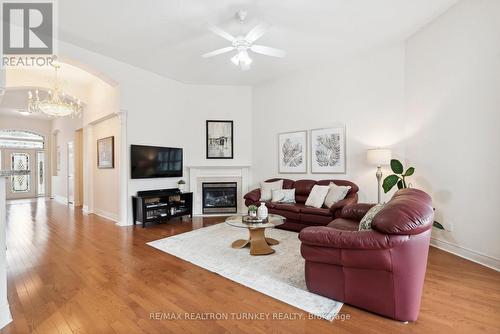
left=278, top=130, right=307, bottom=173
left=310, top=126, right=346, bottom=174
left=206, top=120, right=233, bottom=159
left=97, top=136, right=114, bottom=169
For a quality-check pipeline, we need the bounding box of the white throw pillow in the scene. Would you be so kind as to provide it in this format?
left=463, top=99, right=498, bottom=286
left=305, top=185, right=330, bottom=208
left=358, top=204, right=385, bottom=231
left=324, top=182, right=351, bottom=208
left=271, top=189, right=296, bottom=203
left=260, top=180, right=283, bottom=201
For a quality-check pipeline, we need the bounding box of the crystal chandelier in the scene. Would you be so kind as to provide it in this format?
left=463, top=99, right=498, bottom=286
left=27, top=65, right=83, bottom=118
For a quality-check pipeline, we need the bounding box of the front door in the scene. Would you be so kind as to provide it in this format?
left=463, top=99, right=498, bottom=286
left=2, top=149, right=37, bottom=199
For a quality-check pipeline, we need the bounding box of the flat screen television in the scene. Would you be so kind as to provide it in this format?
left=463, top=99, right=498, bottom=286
left=131, top=145, right=183, bottom=179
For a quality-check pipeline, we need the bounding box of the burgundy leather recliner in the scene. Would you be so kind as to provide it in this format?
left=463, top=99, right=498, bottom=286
left=299, top=188, right=434, bottom=321
left=244, top=178, right=359, bottom=232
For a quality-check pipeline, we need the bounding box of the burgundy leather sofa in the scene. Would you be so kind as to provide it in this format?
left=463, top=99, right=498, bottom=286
left=299, top=188, right=434, bottom=321
left=244, top=178, right=359, bottom=232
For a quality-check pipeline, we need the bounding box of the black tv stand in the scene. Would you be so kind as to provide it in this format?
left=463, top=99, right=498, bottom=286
left=132, top=188, right=193, bottom=228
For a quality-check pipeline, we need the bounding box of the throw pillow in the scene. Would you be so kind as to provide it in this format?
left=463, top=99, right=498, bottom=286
left=324, top=182, right=351, bottom=208
left=260, top=180, right=283, bottom=201
left=305, top=185, right=330, bottom=208
left=271, top=189, right=296, bottom=203
left=358, top=204, right=385, bottom=231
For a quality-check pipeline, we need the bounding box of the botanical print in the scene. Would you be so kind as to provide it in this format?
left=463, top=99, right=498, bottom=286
left=206, top=120, right=233, bottom=159
left=315, top=133, right=341, bottom=167
left=283, top=138, right=303, bottom=167
left=311, top=126, right=346, bottom=173
left=278, top=131, right=307, bottom=173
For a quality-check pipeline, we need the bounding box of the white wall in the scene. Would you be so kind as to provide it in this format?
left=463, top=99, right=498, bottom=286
left=127, top=84, right=252, bottom=195
left=58, top=40, right=253, bottom=224
left=92, top=116, right=120, bottom=221
left=252, top=45, right=406, bottom=203
left=405, top=0, right=500, bottom=264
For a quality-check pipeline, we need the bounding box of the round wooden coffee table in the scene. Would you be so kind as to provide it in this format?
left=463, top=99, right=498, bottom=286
left=225, top=214, right=285, bottom=256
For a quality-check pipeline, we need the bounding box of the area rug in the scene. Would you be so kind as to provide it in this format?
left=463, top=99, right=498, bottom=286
left=147, top=223, right=342, bottom=320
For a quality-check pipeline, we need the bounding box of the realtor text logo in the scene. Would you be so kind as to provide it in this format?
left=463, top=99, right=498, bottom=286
left=2, top=2, right=53, bottom=54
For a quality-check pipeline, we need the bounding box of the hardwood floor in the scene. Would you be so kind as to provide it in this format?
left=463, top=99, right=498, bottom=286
left=1, top=199, right=499, bottom=333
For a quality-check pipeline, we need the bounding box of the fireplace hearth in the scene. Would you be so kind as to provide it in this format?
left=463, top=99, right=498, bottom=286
left=202, top=182, right=237, bottom=214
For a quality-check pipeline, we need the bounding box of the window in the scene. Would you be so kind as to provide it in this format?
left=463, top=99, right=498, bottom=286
left=11, top=153, right=30, bottom=193
left=0, top=130, right=44, bottom=149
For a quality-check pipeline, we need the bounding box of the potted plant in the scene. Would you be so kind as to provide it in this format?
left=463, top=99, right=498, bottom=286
left=382, top=159, right=444, bottom=230
left=248, top=205, right=257, bottom=218
left=177, top=179, right=186, bottom=193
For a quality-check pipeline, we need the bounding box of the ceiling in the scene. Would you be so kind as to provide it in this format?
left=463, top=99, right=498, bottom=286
left=59, top=0, right=458, bottom=85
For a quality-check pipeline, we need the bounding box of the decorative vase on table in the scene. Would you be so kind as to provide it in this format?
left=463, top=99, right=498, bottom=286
left=257, top=202, right=268, bottom=220
left=177, top=180, right=186, bottom=193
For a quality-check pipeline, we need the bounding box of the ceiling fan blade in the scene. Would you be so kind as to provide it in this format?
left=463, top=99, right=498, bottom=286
left=207, top=24, right=236, bottom=42
left=202, top=47, right=235, bottom=58
left=245, top=23, right=270, bottom=43
left=250, top=45, right=286, bottom=58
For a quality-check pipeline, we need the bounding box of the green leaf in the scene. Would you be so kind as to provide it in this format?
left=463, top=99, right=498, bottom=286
left=433, top=221, right=445, bottom=230
left=382, top=175, right=399, bottom=193
left=404, top=167, right=415, bottom=177
left=397, top=180, right=404, bottom=189
left=390, top=159, right=404, bottom=174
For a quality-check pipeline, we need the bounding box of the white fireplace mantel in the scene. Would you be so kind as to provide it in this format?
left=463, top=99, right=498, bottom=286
left=188, top=166, right=251, bottom=215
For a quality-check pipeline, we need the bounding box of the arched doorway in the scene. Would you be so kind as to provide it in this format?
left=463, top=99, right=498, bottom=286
left=0, top=130, right=46, bottom=199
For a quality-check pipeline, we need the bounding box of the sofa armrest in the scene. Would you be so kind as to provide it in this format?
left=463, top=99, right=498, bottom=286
left=340, top=203, right=376, bottom=221
left=244, top=188, right=261, bottom=204
left=299, top=226, right=409, bottom=250
left=328, top=193, right=358, bottom=217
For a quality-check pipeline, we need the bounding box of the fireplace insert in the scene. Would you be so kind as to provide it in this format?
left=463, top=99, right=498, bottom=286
left=202, top=182, right=237, bottom=214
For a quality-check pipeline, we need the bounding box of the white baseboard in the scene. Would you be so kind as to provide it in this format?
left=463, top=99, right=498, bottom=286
left=93, top=208, right=120, bottom=223
left=430, top=237, right=500, bottom=272
left=116, top=221, right=133, bottom=227
left=53, top=195, right=68, bottom=205
left=82, top=205, right=89, bottom=214
left=0, top=303, right=12, bottom=330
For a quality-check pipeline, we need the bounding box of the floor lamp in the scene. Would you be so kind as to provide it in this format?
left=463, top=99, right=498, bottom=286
left=367, top=149, right=392, bottom=204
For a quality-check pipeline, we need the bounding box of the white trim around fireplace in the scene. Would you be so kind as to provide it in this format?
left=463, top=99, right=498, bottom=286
left=188, top=166, right=250, bottom=215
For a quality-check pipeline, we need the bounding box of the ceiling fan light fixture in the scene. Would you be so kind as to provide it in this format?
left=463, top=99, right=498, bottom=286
left=231, top=50, right=252, bottom=70
left=204, top=11, right=285, bottom=71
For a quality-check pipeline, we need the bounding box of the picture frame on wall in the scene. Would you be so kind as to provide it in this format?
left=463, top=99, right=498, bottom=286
left=206, top=120, right=233, bottom=159
left=278, top=130, right=307, bottom=173
left=97, top=136, right=114, bottom=169
left=310, top=126, right=346, bottom=174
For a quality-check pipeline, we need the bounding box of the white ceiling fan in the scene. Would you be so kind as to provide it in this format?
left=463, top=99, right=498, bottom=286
left=202, top=11, right=286, bottom=71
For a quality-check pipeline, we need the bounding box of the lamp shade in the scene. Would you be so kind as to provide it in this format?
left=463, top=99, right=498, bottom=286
left=367, top=149, right=391, bottom=166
